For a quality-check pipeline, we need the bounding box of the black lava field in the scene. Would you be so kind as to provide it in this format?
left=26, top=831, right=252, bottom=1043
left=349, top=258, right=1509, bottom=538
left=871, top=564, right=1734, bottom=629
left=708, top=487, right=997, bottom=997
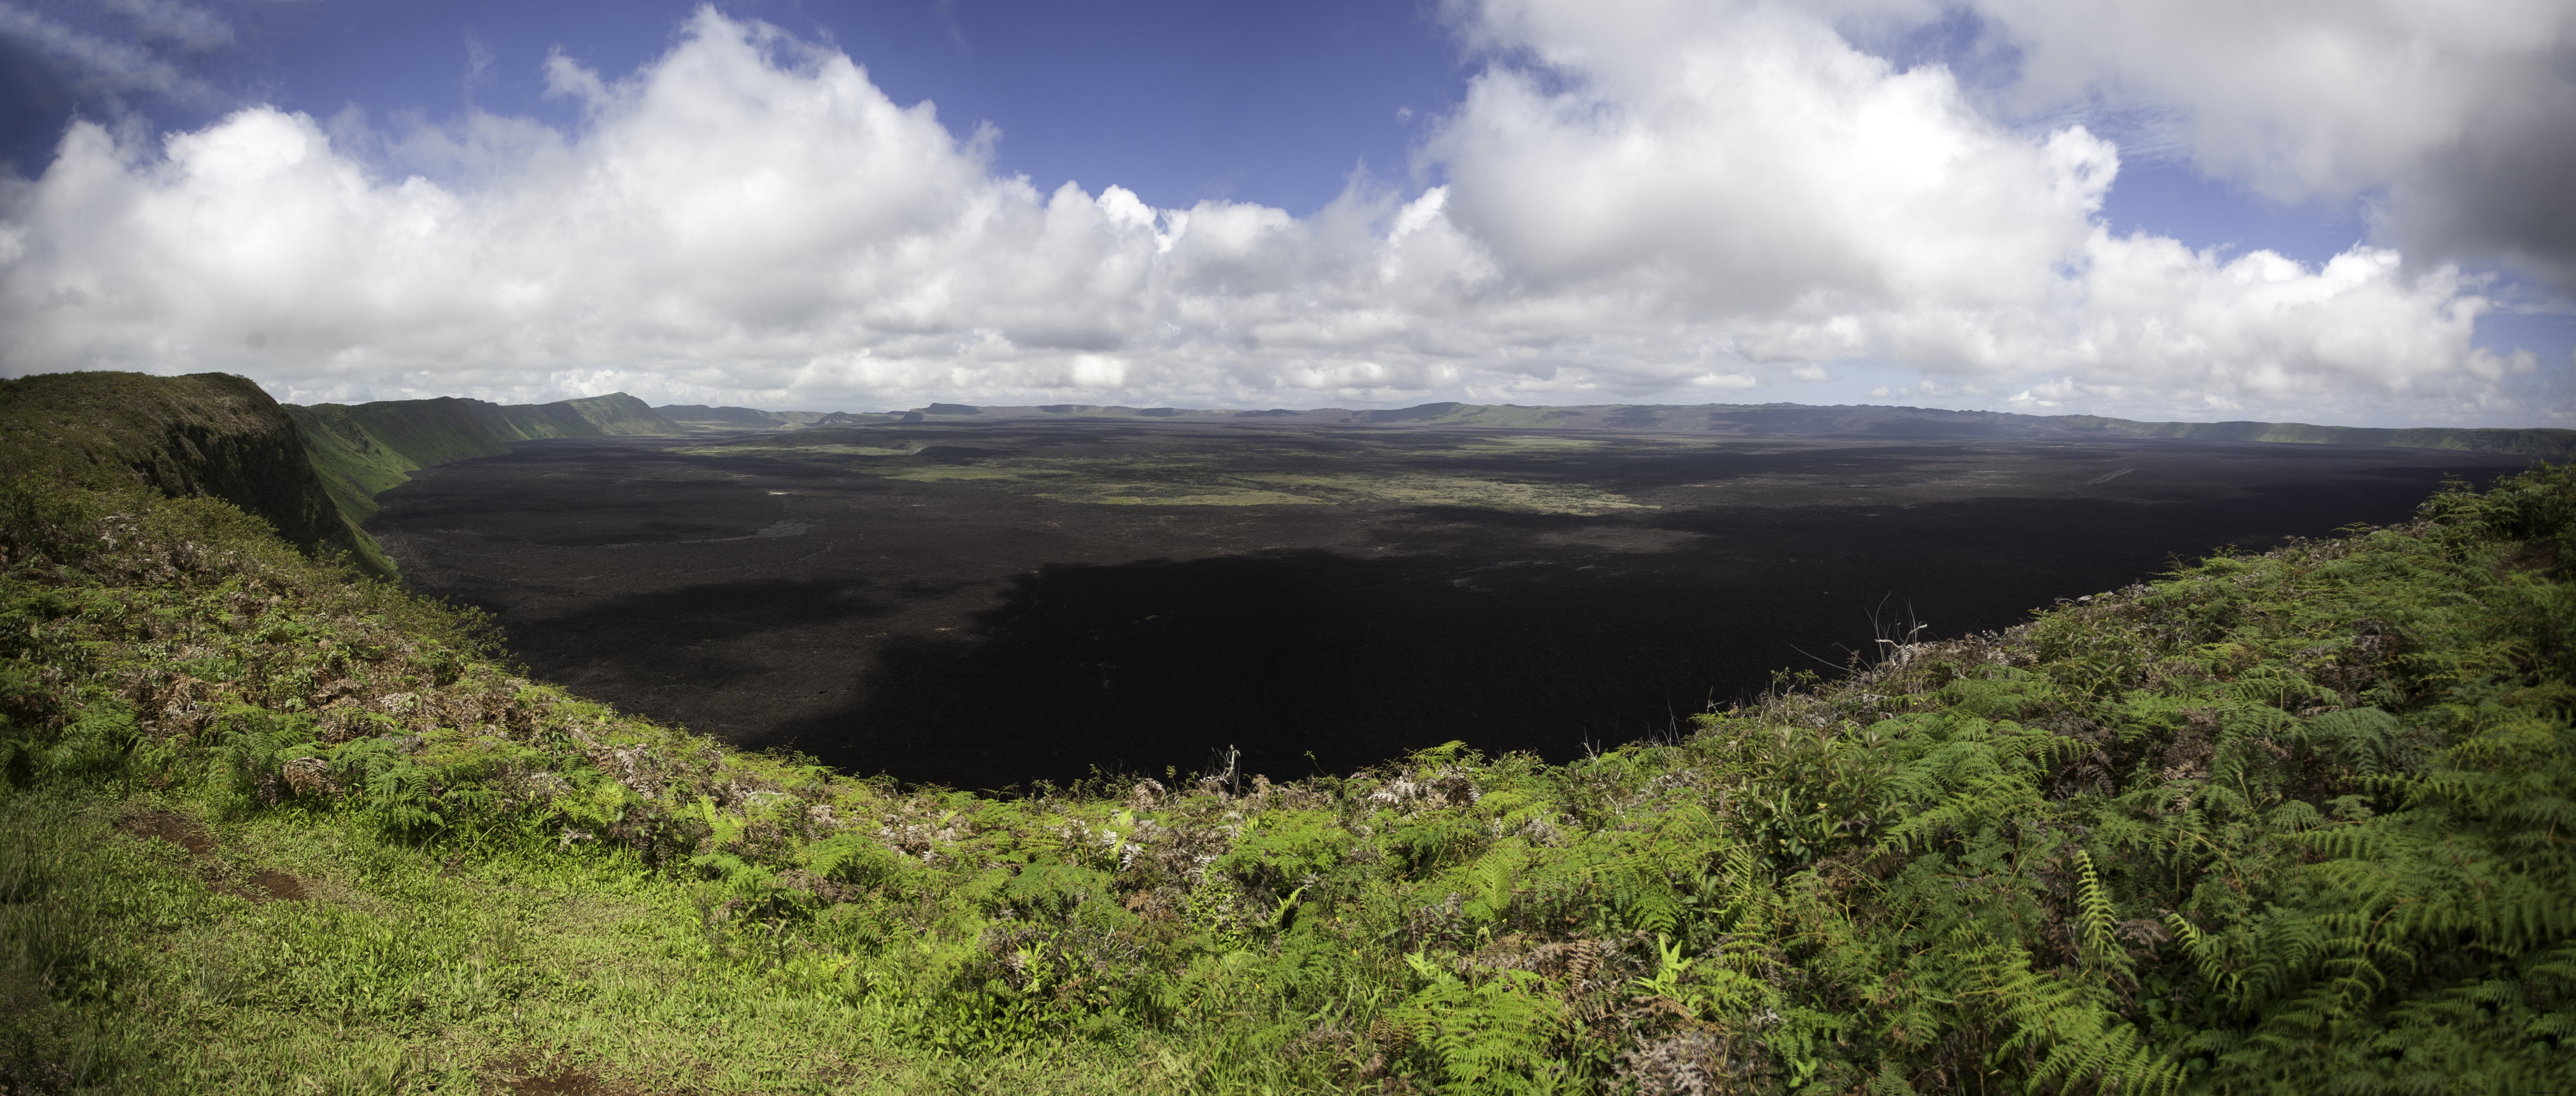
left=365, top=423, right=2532, bottom=790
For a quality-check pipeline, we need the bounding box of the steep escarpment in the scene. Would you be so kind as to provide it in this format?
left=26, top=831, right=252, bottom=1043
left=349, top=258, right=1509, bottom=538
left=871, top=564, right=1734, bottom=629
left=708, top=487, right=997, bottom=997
left=0, top=373, right=687, bottom=578
left=0, top=371, right=384, bottom=572
left=286, top=392, right=679, bottom=523
left=654, top=403, right=838, bottom=435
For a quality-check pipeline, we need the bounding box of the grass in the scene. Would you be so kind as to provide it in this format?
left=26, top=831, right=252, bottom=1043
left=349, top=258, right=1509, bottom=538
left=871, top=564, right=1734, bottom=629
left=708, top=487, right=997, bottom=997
left=1412, top=407, right=1578, bottom=430
left=0, top=371, right=393, bottom=577
left=5, top=792, right=1127, bottom=1093
left=289, top=403, right=453, bottom=525
left=1436, top=438, right=1609, bottom=454
left=678, top=444, right=917, bottom=460
left=1, top=456, right=2571, bottom=1092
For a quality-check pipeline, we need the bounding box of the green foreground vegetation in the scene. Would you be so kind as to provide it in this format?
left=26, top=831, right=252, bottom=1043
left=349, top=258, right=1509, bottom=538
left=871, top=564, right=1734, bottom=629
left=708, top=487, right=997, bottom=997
left=2, top=448, right=2573, bottom=1091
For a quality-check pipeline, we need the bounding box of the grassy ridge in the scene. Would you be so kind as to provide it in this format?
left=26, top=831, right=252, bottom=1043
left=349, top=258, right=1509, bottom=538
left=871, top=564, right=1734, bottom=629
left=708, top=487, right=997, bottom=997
left=0, top=459, right=2570, bottom=1089
left=285, top=394, right=678, bottom=528
left=0, top=372, right=390, bottom=575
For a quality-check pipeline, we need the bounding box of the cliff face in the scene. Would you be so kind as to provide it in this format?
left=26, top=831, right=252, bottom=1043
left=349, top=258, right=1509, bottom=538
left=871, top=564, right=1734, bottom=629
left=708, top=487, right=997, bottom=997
left=284, top=392, right=680, bottom=527
left=554, top=392, right=677, bottom=436
left=651, top=403, right=837, bottom=435
left=0, top=375, right=682, bottom=582
left=0, top=371, right=381, bottom=571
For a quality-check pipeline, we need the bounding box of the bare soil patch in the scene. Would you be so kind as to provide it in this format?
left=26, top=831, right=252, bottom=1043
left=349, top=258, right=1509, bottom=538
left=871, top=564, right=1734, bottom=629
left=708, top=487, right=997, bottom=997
left=208, top=866, right=306, bottom=903
left=506, top=1071, right=609, bottom=1095
left=113, top=809, right=213, bottom=855
left=244, top=868, right=305, bottom=901
left=495, top=1057, right=640, bottom=1096
left=110, top=809, right=309, bottom=902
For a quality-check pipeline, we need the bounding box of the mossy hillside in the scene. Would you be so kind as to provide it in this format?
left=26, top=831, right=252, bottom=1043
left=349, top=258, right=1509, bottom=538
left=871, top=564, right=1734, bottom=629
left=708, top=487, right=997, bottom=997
left=0, top=457, right=2572, bottom=1092
left=654, top=405, right=841, bottom=436
left=0, top=371, right=392, bottom=576
left=285, top=393, right=680, bottom=525
left=548, top=394, right=682, bottom=438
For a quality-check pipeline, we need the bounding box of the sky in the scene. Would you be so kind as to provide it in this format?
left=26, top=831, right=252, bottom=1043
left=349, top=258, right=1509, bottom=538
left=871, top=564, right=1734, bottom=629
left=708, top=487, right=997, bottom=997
left=0, top=0, right=2571, bottom=426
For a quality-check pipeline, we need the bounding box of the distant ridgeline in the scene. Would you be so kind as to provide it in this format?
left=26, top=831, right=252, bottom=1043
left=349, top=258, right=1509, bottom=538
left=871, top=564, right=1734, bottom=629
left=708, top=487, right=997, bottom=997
left=285, top=392, right=675, bottom=525
left=653, top=404, right=843, bottom=433
left=857, top=400, right=2576, bottom=459
left=5, top=372, right=2568, bottom=581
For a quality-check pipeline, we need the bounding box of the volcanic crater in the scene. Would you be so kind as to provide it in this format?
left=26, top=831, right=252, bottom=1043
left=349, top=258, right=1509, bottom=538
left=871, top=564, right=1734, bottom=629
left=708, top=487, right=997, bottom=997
left=365, top=421, right=2532, bottom=789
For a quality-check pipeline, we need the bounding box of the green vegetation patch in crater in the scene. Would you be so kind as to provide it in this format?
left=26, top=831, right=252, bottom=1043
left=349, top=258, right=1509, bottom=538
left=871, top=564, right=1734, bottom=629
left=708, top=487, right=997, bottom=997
left=1081, top=488, right=1325, bottom=507
left=1437, top=434, right=1612, bottom=453
left=686, top=432, right=1655, bottom=514
left=674, top=441, right=916, bottom=459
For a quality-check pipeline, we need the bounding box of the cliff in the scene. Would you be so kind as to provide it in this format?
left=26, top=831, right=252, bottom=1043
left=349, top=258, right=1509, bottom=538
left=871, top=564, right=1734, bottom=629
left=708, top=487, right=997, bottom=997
left=653, top=404, right=838, bottom=435
left=0, top=371, right=388, bottom=573
left=285, top=392, right=680, bottom=523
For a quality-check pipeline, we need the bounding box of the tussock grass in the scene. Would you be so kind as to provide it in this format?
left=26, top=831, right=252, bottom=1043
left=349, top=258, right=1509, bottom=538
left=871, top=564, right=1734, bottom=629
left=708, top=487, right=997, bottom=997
left=0, top=464, right=2571, bottom=1092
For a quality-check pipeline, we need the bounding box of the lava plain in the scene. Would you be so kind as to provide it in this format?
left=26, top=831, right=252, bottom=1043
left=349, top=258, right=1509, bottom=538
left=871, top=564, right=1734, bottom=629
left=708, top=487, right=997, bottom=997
left=365, top=422, right=2531, bottom=790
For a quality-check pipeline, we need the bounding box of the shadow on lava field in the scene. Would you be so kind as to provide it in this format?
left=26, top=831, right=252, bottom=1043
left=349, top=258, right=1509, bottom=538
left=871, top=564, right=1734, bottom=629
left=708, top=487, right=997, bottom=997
left=364, top=423, right=2533, bottom=788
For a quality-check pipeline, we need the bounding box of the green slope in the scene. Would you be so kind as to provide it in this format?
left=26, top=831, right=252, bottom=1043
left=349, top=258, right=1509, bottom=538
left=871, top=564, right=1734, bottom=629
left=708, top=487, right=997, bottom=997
left=0, top=398, right=2569, bottom=1090
left=0, top=371, right=392, bottom=575
left=284, top=392, right=680, bottom=528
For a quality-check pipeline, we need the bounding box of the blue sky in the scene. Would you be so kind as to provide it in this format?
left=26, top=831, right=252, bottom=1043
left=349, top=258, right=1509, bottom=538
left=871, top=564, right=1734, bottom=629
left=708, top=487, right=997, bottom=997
left=3, top=0, right=1473, bottom=218
left=2, top=0, right=2570, bottom=425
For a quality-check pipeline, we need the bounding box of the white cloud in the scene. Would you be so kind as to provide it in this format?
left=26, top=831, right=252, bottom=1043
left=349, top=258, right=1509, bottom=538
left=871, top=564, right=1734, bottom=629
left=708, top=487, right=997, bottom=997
left=1962, top=0, right=2573, bottom=195
left=0, top=3, right=2551, bottom=424
left=1950, top=0, right=2576, bottom=293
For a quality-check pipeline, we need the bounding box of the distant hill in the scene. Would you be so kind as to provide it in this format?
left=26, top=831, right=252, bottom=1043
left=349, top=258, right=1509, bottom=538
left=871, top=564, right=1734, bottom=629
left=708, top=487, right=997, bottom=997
left=264, top=386, right=2570, bottom=557
left=642, top=395, right=2576, bottom=462
left=285, top=392, right=680, bottom=553
left=653, top=404, right=838, bottom=435
left=0, top=371, right=392, bottom=573
left=881, top=400, right=2576, bottom=459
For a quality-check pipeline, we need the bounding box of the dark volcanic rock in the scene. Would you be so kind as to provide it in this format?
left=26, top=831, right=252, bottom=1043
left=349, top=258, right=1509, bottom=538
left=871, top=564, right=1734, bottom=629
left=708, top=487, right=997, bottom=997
left=366, top=425, right=2535, bottom=790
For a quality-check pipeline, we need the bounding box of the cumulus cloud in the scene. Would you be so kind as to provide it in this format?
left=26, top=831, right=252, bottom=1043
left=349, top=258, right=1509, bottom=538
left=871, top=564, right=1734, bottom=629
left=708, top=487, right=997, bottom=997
left=0, top=3, right=2551, bottom=424
left=1952, top=0, right=2576, bottom=294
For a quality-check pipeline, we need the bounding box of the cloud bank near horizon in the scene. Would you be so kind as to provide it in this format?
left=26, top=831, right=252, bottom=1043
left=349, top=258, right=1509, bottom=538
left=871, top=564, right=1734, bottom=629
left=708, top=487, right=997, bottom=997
left=0, top=2, right=2565, bottom=424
